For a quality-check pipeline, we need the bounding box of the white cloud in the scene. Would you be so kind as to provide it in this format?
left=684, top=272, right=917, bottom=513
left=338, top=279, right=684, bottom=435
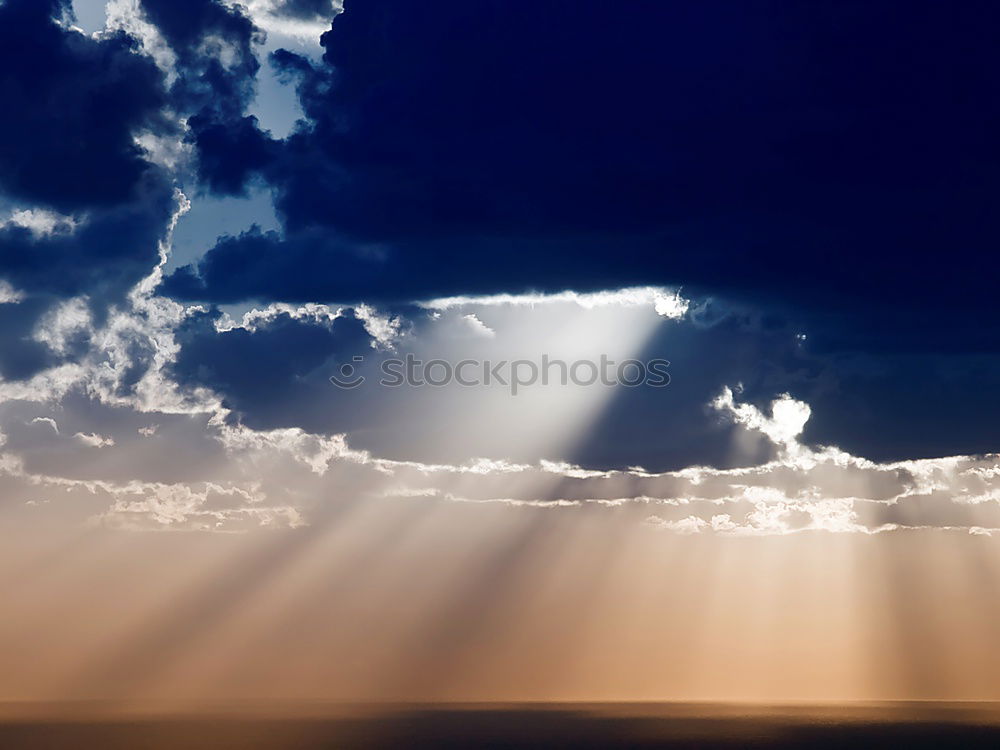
left=95, top=481, right=305, bottom=532
left=34, top=297, right=93, bottom=355
left=0, top=279, right=24, bottom=304
left=220, top=0, right=340, bottom=43
left=462, top=313, right=496, bottom=338
left=75, top=432, right=115, bottom=448
left=1, top=208, right=77, bottom=237
left=421, top=286, right=689, bottom=319
left=713, top=386, right=811, bottom=448
left=215, top=422, right=368, bottom=475
left=0, top=279, right=24, bottom=305
left=215, top=302, right=343, bottom=333
left=355, top=304, right=403, bottom=349
left=30, top=417, right=60, bottom=434
left=2, top=381, right=1000, bottom=536
left=105, top=0, right=178, bottom=80
left=540, top=460, right=611, bottom=479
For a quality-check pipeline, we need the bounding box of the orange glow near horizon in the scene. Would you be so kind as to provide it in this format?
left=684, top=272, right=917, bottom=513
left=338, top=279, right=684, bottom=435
left=3, top=511, right=1000, bottom=708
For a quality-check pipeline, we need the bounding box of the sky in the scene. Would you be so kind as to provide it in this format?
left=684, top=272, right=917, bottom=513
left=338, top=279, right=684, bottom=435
left=0, top=0, right=999, bottom=706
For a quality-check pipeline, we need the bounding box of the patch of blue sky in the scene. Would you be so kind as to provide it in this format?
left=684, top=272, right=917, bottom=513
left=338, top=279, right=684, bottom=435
left=167, top=186, right=280, bottom=272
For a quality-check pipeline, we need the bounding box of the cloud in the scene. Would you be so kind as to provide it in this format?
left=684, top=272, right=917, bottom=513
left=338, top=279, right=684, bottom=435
left=169, top=306, right=374, bottom=430
left=0, top=1, right=185, bottom=383
left=155, top=0, right=999, bottom=365
left=136, top=0, right=261, bottom=115
left=0, top=279, right=25, bottom=304
left=0, top=0, right=997, bottom=538
left=422, top=288, right=688, bottom=318
left=161, top=294, right=760, bottom=468
left=0, top=209, right=77, bottom=237
left=117, top=0, right=279, bottom=197
left=266, top=0, right=337, bottom=22
left=75, top=431, right=116, bottom=448
left=643, top=515, right=708, bottom=535
left=221, top=0, right=337, bottom=41
left=2, top=349, right=1000, bottom=537
left=95, top=481, right=305, bottom=531
left=29, top=417, right=60, bottom=434
left=461, top=314, right=495, bottom=339
left=0, top=0, right=168, bottom=211
left=0, top=178, right=174, bottom=301
left=713, top=387, right=811, bottom=452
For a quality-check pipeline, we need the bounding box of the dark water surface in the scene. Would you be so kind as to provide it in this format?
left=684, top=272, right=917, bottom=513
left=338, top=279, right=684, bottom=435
left=3, top=702, right=1000, bottom=748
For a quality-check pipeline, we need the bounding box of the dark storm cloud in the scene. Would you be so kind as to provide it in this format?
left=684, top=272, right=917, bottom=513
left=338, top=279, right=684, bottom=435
left=0, top=178, right=174, bottom=299
left=0, top=175, right=176, bottom=380
left=574, top=310, right=811, bottom=472
left=138, top=0, right=261, bottom=117
left=0, top=299, right=61, bottom=380
left=165, top=303, right=793, bottom=471
left=170, top=308, right=374, bottom=430
left=799, top=352, right=1000, bottom=463
left=581, top=311, right=1000, bottom=466
left=0, top=0, right=167, bottom=211
left=137, top=0, right=273, bottom=195
left=0, top=0, right=178, bottom=381
left=151, top=0, right=1000, bottom=462
left=164, top=0, right=999, bottom=352
left=185, top=113, right=278, bottom=196
left=164, top=299, right=991, bottom=468
left=162, top=226, right=663, bottom=304
left=1, top=0, right=994, bottom=467
left=0, top=0, right=177, bottom=323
